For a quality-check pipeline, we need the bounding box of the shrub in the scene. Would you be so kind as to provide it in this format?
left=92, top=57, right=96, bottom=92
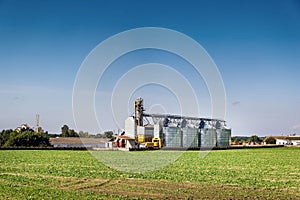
left=265, top=137, right=276, bottom=144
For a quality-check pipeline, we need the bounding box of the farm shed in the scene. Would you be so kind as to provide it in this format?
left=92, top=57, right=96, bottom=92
left=272, top=136, right=300, bottom=146
left=113, top=135, right=137, bottom=149
left=50, top=137, right=108, bottom=148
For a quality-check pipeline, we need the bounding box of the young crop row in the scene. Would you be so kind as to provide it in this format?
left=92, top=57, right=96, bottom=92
left=0, top=148, right=300, bottom=199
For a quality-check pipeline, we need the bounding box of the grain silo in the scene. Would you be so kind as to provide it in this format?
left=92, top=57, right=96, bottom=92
left=200, top=123, right=216, bottom=147
left=123, top=98, right=231, bottom=149
left=164, top=126, right=182, bottom=147
left=182, top=126, right=199, bottom=148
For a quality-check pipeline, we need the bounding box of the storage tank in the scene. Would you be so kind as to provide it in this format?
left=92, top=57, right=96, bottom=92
left=220, top=127, right=231, bottom=146
left=182, top=127, right=198, bottom=147
left=163, top=126, right=182, bottom=147
left=200, top=124, right=216, bottom=147
left=216, top=128, right=222, bottom=147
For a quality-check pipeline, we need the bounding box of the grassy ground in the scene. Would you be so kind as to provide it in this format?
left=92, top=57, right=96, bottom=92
left=0, top=148, right=300, bottom=199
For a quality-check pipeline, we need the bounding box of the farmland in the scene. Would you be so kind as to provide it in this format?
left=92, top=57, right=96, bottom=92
left=0, top=148, right=300, bottom=199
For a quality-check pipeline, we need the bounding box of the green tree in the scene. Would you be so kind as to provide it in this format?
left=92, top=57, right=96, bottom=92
left=248, top=135, right=262, bottom=143
left=61, top=125, right=79, bottom=137
left=104, top=131, right=114, bottom=139
left=4, top=131, right=51, bottom=147
left=61, top=125, right=69, bottom=137
left=78, top=131, right=89, bottom=138
left=0, top=129, right=13, bottom=146
left=68, top=129, right=79, bottom=137
left=265, top=136, right=276, bottom=144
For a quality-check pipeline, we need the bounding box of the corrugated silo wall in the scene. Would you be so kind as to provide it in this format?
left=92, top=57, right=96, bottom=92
left=162, top=126, right=231, bottom=148
left=200, top=128, right=231, bottom=147
left=221, top=128, right=231, bottom=146
left=200, top=128, right=216, bottom=147
left=163, top=127, right=182, bottom=147
left=182, top=127, right=198, bottom=147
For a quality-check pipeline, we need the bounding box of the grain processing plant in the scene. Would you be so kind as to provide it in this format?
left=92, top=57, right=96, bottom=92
left=114, top=98, right=231, bottom=149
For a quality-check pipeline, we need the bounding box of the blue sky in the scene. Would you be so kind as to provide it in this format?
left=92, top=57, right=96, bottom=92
left=0, top=0, right=299, bottom=136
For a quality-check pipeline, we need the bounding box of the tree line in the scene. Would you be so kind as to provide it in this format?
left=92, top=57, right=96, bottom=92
left=232, top=135, right=276, bottom=144
left=0, top=129, right=50, bottom=147
left=48, top=125, right=114, bottom=139
left=0, top=124, right=115, bottom=147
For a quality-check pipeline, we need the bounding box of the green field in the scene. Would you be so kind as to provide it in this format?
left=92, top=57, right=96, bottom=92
left=0, top=148, right=300, bottom=199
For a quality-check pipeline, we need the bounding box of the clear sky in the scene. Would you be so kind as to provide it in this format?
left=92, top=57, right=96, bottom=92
left=0, top=0, right=299, bottom=136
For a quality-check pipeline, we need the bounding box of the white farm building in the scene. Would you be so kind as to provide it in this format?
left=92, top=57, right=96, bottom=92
left=273, top=136, right=300, bottom=146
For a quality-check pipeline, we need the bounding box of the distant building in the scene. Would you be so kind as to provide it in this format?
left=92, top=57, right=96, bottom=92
left=113, top=135, right=137, bottom=149
left=50, top=137, right=108, bottom=148
left=272, top=136, right=300, bottom=146
left=15, top=124, right=31, bottom=133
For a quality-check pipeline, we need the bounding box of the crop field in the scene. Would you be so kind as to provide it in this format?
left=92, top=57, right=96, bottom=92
left=0, top=148, right=300, bottom=199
